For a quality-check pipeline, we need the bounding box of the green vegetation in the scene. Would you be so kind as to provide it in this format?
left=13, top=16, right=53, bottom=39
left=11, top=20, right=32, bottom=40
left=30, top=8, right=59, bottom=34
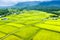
left=0, top=9, right=60, bottom=40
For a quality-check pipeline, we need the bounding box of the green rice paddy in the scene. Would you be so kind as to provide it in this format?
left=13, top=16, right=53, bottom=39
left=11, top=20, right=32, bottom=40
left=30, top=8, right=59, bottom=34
left=0, top=10, right=60, bottom=40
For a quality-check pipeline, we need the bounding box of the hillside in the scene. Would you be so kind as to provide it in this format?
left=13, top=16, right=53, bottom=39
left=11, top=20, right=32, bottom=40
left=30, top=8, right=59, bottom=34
left=13, top=1, right=60, bottom=9
left=0, top=1, right=60, bottom=9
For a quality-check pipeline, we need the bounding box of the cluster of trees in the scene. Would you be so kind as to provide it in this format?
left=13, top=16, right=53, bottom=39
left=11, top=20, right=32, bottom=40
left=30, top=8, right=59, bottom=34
left=0, top=8, right=22, bottom=17
left=0, top=9, right=8, bottom=15
left=21, top=6, right=60, bottom=16
left=0, top=7, right=60, bottom=17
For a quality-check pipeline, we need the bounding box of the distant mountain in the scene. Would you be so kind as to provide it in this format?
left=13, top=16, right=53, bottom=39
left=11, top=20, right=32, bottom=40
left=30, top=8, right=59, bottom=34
left=13, top=1, right=60, bottom=9
left=38, top=1, right=60, bottom=7
left=0, top=1, right=60, bottom=9
left=13, top=1, right=40, bottom=9
left=15, top=1, right=40, bottom=6
left=15, top=1, right=60, bottom=6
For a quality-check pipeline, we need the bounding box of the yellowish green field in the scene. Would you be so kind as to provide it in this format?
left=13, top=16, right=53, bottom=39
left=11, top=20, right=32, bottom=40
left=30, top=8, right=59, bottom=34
left=0, top=10, right=60, bottom=40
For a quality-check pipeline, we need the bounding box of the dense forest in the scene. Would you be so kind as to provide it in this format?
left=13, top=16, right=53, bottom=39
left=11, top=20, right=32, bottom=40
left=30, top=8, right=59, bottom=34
left=0, top=7, right=60, bottom=17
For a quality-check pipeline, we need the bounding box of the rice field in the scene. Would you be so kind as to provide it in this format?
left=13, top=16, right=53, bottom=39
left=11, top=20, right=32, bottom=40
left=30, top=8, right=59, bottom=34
left=0, top=10, right=60, bottom=40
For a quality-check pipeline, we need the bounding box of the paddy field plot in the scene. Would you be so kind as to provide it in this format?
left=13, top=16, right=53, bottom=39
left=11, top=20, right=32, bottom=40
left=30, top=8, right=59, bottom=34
left=0, top=10, right=60, bottom=40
